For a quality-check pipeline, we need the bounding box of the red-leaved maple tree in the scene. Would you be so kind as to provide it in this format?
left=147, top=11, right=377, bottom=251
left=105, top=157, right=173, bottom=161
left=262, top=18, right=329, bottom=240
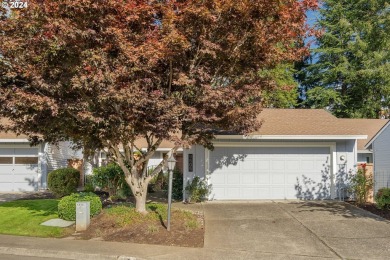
left=0, top=0, right=317, bottom=212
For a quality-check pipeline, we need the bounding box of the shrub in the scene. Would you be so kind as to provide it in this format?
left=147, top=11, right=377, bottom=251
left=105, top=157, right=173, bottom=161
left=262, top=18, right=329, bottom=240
left=48, top=168, right=80, bottom=198
left=348, top=166, right=373, bottom=205
left=185, top=176, right=211, bottom=202
left=149, top=169, right=167, bottom=192
left=58, top=192, right=102, bottom=221
left=83, top=175, right=95, bottom=193
left=172, top=169, right=183, bottom=201
left=375, top=188, right=390, bottom=210
left=91, top=163, right=131, bottom=198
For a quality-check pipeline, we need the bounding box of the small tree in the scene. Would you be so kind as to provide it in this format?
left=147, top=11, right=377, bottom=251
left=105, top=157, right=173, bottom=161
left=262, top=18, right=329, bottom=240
left=349, top=164, right=373, bottom=205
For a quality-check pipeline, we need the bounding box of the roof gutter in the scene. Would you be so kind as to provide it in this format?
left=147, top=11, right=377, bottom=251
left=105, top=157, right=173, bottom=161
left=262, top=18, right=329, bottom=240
left=0, top=139, right=30, bottom=143
left=215, top=135, right=368, bottom=140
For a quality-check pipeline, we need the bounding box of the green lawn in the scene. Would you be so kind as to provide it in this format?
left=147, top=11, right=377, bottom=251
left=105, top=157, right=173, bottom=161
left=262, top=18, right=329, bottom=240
left=0, top=199, right=71, bottom=237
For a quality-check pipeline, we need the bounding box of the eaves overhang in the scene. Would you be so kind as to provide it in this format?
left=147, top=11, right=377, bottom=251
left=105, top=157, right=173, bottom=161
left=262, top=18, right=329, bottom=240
left=215, top=135, right=368, bottom=140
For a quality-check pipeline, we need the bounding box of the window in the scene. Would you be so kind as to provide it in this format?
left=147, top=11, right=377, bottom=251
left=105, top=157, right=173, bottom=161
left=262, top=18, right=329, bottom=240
left=14, top=157, right=38, bottom=165
left=0, top=157, right=12, bottom=164
left=188, top=154, right=193, bottom=172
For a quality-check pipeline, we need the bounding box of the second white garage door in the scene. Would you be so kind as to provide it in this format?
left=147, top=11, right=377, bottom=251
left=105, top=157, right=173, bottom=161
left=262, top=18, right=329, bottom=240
left=209, top=146, right=331, bottom=200
left=0, top=147, right=39, bottom=192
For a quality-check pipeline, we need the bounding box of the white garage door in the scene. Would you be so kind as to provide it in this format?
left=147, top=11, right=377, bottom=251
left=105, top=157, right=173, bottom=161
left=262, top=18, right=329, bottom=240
left=0, top=147, right=39, bottom=192
left=209, top=147, right=331, bottom=200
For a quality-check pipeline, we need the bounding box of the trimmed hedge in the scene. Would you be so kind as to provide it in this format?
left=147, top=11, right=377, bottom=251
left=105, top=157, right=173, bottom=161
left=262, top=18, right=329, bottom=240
left=48, top=168, right=80, bottom=198
left=375, top=188, right=390, bottom=210
left=58, top=192, right=102, bottom=221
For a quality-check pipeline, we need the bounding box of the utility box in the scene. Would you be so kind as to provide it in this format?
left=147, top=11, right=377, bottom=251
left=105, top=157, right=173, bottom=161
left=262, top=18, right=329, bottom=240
left=76, top=201, right=90, bottom=231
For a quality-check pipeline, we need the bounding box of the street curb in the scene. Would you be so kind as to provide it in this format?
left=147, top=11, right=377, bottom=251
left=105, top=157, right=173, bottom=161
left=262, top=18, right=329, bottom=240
left=0, top=246, right=141, bottom=260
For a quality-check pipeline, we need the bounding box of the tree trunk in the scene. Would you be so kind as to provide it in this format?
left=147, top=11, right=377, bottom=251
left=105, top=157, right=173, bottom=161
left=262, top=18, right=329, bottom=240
left=126, top=176, right=149, bottom=214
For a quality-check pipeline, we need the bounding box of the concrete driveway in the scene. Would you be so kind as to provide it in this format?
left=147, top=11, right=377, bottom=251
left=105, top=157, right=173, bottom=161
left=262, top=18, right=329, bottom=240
left=204, top=201, right=390, bottom=259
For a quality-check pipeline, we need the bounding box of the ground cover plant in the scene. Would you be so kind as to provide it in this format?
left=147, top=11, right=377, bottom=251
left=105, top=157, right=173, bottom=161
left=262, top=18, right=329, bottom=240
left=0, top=199, right=72, bottom=237
left=77, top=202, right=204, bottom=247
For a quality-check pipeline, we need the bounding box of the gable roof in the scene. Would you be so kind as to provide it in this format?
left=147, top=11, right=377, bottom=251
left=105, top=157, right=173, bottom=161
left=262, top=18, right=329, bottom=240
left=364, top=120, right=390, bottom=149
left=253, top=109, right=340, bottom=135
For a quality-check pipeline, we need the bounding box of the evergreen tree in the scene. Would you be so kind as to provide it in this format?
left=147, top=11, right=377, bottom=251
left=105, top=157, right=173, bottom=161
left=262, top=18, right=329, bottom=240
left=300, top=0, right=390, bottom=118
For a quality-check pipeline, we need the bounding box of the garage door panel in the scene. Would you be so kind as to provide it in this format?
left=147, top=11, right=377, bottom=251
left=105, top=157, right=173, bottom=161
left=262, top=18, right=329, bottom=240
left=257, top=160, right=270, bottom=170
left=271, top=160, right=285, bottom=170
left=14, top=148, right=38, bottom=155
left=227, top=174, right=240, bottom=184
left=242, top=175, right=255, bottom=184
left=13, top=182, right=36, bottom=191
left=13, top=165, right=38, bottom=174
left=272, top=174, right=285, bottom=184
left=285, top=160, right=299, bottom=170
left=209, top=147, right=331, bottom=200
left=0, top=182, right=13, bottom=191
left=13, top=174, right=36, bottom=182
left=258, top=174, right=270, bottom=184
left=242, top=160, right=256, bottom=170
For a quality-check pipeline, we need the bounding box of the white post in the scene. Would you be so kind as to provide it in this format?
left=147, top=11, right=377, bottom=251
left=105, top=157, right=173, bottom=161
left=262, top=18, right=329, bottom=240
left=167, top=169, right=173, bottom=231
left=76, top=201, right=90, bottom=231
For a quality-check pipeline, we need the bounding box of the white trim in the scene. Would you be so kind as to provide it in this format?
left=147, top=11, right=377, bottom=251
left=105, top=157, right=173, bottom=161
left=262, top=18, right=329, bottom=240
left=0, top=139, right=30, bottom=143
left=214, top=141, right=336, bottom=148
left=204, top=149, right=210, bottom=176
left=215, top=135, right=367, bottom=140
left=365, top=121, right=390, bottom=149
left=139, top=148, right=183, bottom=152
left=0, top=143, right=37, bottom=148
left=330, top=144, right=337, bottom=199
left=357, top=149, right=372, bottom=154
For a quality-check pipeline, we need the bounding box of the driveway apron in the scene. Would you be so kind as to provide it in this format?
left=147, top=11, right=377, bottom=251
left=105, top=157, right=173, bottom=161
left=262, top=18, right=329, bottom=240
left=203, top=201, right=390, bottom=259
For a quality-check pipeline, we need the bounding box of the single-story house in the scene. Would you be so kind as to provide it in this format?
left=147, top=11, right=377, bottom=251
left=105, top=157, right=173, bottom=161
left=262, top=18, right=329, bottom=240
left=0, top=109, right=387, bottom=197
left=183, top=109, right=388, bottom=201
left=365, top=120, right=390, bottom=193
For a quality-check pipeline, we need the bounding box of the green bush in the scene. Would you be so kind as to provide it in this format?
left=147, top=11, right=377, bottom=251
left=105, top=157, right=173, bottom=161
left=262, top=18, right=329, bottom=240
left=185, top=176, right=211, bottom=203
left=375, top=188, right=390, bottom=210
left=91, top=163, right=131, bottom=198
left=149, top=169, right=167, bottom=192
left=58, top=192, right=102, bottom=221
left=172, top=169, right=183, bottom=201
left=83, top=175, right=95, bottom=192
left=48, top=168, right=80, bottom=198
left=348, top=167, right=373, bottom=205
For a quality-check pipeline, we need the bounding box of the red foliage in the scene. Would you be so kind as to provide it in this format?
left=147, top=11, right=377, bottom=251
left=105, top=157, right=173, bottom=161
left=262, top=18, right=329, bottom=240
left=0, top=0, right=317, bottom=210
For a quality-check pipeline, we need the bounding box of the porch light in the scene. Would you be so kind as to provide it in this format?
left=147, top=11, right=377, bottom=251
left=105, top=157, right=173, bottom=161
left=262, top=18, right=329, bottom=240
left=167, top=156, right=177, bottom=171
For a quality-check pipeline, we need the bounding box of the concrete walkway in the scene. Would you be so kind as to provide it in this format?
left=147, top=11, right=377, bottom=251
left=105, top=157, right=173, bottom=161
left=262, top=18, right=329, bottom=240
left=1, top=201, right=390, bottom=259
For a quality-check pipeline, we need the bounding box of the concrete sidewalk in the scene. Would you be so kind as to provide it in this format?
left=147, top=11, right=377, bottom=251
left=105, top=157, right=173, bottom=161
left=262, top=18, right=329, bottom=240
left=0, top=234, right=334, bottom=260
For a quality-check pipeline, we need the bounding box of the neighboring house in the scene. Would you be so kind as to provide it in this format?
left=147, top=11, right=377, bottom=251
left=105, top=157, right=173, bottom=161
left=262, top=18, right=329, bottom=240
left=0, top=130, right=84, bottom=192
left=0, top=130, right=44, bottom=192
left=365, top=120, right=390, bottom=193
left=183, top=109, right=387, bottom=201
left=0, top=118, right=183, bottom=191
